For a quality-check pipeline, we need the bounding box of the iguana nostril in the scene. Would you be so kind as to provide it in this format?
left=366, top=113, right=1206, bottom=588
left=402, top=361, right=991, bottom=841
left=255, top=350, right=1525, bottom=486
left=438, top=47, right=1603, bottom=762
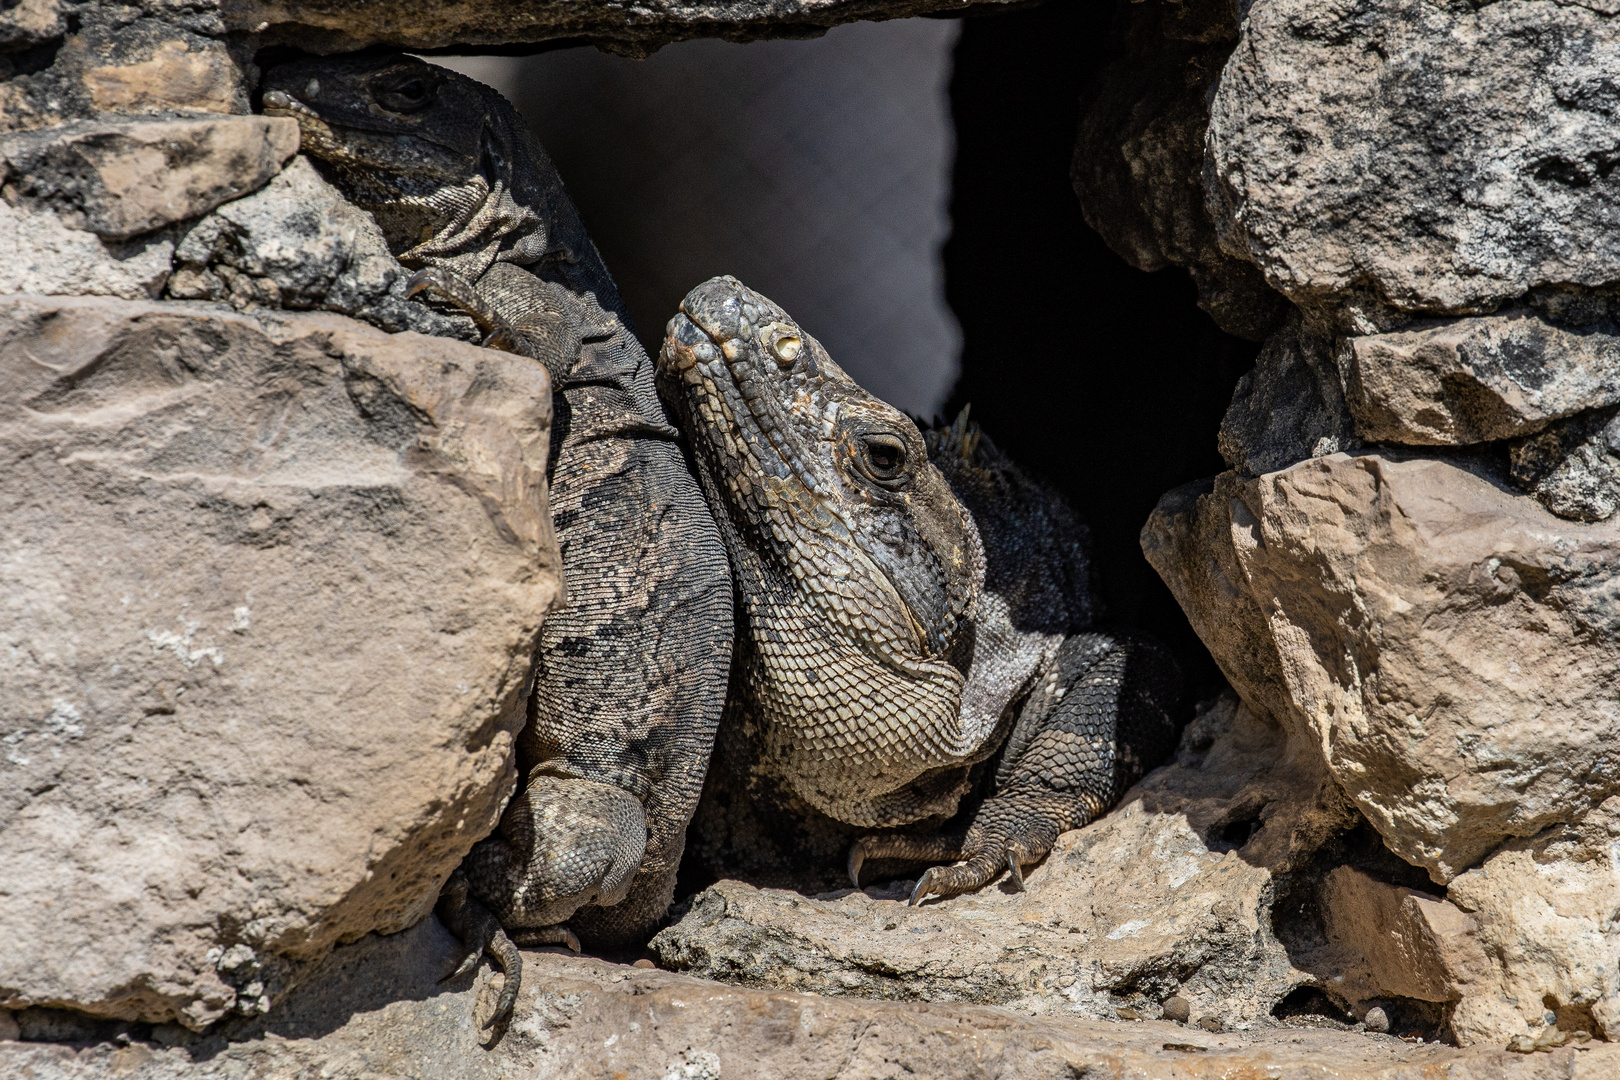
left=262, top=89, right=291, bottom=110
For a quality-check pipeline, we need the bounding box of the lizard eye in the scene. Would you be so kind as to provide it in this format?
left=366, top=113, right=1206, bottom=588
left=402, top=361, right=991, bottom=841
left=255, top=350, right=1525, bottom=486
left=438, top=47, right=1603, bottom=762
left=375, top=73, right=436, bottom=113
left=859, top=434, right=908, bottom=486
left=765, top=325, right=802, bottom=366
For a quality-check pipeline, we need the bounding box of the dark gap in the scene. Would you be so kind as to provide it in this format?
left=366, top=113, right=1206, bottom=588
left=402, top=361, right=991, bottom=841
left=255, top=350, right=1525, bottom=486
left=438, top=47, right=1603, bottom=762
left=1272, top=986, right=1355, bottom=1026
left=943, top=0, right=1257, bottom=699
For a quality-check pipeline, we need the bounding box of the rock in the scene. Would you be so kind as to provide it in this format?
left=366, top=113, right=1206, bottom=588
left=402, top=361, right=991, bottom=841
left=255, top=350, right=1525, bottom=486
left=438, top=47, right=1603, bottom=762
left=1218, top=312, right=1358, bottom=475
left=1162, top=995, right=1190, bottom=1023
left=653, top=695, right=1356, bottom=1027
left=240, top=0, right=1026, bottom=56
left=1363, top=1006, right=1389, bottom=1034
left=1318, top=867, right=1485, bottom=1009
left=1447, top=797, right=1620, bottom=1046
left=1, top=115, right=299, bottom=240
left=7, top=920, right=1616, bottom=1079
left=1, top=8, right=248, bottom=133
left=1207, top=0, right=1620, bottom=316
left=1509, top=407, right=1620, bottom=522
left=0, top=199, right=173, bottom=299
left=167, top=155, right=478, bottom=341
left=1142, top=453, right=1620, bottom=884
left=1072, top=0, right=1287, bottom=341
left=1339, top=313, right=1620, bottom=446
left=0, top=294, right=560, bottom=1028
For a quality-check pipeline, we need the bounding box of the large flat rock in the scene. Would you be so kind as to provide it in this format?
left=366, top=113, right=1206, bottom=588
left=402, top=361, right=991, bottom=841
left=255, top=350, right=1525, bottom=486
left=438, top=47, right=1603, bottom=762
left=4, top=920, right=1616, bottom=1079
left=0, top=295, right=560, bottom=1028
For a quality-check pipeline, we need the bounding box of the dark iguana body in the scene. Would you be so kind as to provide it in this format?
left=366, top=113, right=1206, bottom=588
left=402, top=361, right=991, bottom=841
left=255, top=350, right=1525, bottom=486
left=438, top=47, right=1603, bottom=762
left=659, top=277, right=1183, bottom=902
left=260, top=55, right=733, bottom=1022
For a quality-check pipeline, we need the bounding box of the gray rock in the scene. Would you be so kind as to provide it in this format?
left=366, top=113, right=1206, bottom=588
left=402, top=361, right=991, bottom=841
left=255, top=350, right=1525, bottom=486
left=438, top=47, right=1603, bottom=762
left=239, top=0, right=1026, bottom=56
left=168, top=156, right=479, bottom=341
left=1073, top=0, right=1287, bottom=341
left=1339, top=312, right=1620, bottom=445
left=0, top=294, right=560, bottom=1028
left=0, top=115, right=299, bottom=240
left=1218, top=313, right=1357, bottom=475
left=1207, top=0, right=1620, bottom=315
left=1509, top=406, right=1620, bottom=521
left=0, top=199, right=172, bottom=299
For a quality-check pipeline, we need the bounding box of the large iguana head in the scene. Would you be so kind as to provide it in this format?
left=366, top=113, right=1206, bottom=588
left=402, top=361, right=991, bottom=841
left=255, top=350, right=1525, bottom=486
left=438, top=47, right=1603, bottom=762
left=260, top=52, right=585, bottom=282
left=659, top=277, right=990, bottom=823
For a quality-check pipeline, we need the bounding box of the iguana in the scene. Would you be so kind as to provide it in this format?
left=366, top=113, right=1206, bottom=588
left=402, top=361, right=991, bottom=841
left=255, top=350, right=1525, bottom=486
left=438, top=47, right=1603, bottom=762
left=260, top=55, right=735, bottom=1027
left=659, top=276, right=1184, bottom=901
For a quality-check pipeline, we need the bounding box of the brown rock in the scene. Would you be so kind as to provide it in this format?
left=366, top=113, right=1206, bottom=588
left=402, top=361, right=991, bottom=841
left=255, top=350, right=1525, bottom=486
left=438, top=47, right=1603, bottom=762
left=0, top=295, right=560, bottom=1028
left=1339, top=313, right=1620, bottom=445
left=652, top=695, right=1351, bottom=1027
left=1318, top=867, right=1489, bottom=1006
left=1, top=115, right=300, bottom=240
left=7, top=920, right=1616, bottom=1079
left=1142, top=454, right=1620, bottom=884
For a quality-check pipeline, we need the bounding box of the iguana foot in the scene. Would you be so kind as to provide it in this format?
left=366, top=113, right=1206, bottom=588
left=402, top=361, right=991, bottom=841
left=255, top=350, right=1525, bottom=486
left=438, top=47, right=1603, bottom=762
left=437, top=868, right=523, bottom=1031
left=848, top=797, right=1076, bottom=904
left=406, top=266, right=525, bottom=351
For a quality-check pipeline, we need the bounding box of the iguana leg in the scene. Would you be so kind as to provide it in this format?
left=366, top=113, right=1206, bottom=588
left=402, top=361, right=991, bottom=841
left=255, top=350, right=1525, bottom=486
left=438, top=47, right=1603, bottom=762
left=436, top=868, right=523, bottom=1031
left=459, top=771, right=647, bottom=946
left=850, top=633, right=1182, bottom=903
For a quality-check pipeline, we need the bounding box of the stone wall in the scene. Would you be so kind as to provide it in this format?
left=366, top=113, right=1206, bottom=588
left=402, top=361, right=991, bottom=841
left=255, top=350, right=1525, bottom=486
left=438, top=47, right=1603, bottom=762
left=1072, top=0, right=1620, bottom=1048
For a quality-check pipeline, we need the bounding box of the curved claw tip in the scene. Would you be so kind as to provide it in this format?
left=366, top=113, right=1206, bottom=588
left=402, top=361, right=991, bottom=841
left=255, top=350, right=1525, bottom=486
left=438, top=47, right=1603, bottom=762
left=443, top=950, right=480, bottom=984
left=908, top=876, right=931, bottom=907
left=1007, top=851, right=1026, bottom=891
left=848, top=848, right=865, bottom=890
left=561, top=928, right=582, bottom=953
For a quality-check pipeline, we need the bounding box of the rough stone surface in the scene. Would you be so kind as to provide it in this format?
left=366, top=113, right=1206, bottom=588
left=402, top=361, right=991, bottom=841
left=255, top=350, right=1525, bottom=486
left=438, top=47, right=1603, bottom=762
left=1218, top=313, right=1358, bottom=475
left=0, top=115, right=299, bottom=240
left=1142, top=453, right=1620, bottom=885
left=653, top=696, right=1354, bottom=1028
left=234, top=0, right=1024, bottom=55
left=0, top=200, right=173, bottom=299
left=6, top=920, right=1618, bottom=1080
left=1446, top=798, right=1620, bottom=1046
left=1509, top=406, right=1620, bottom=522
left=1207, top=0, right=1620, bottom=316
left=1073, top=0, right=1287, bottom=341
left=0, top=294, right=560, bottom=1029
left=0, top=4, right=249, bottom=133
left=166, top=155, right=477, bottom=341
left=1340, top=312, right=1620, bottom=446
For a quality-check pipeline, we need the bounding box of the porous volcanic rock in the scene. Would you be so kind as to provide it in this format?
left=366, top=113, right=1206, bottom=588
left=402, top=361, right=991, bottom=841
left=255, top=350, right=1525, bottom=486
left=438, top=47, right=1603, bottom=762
left=1142, top=453, right=1620, bottom=885
left=0, top=294, right=560, bottom=1028
left=652, top=696, right=1354, bottom=1028
left=6, top=918, right=1617, bottom=1079
left=1217, top=312, right=1358, bottom=475
left=1207, top=0, right=1620, bottom=316
left=0, top=115, right=299, bottom=239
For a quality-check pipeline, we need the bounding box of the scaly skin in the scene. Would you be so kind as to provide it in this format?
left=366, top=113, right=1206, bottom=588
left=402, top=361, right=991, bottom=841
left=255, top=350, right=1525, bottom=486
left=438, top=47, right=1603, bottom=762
left=659, top=277, right=1184, bottom=903
left=260, top=55, right=733, bottom=1030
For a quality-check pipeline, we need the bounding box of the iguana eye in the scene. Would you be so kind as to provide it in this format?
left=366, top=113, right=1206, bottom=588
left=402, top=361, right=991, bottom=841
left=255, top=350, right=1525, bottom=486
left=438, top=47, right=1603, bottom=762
left=763, top=324, right=801, bottom=366
left=375, top=73, right=436, bottom=113
left=860, top=434, right=907, bottom=484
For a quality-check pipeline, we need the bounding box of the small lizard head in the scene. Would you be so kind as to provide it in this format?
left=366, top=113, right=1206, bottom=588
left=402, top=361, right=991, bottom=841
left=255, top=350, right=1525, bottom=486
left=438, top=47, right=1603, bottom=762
left=260, top=52, right=546, bottom=261
left=659, top=276, right=984, bottom=670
